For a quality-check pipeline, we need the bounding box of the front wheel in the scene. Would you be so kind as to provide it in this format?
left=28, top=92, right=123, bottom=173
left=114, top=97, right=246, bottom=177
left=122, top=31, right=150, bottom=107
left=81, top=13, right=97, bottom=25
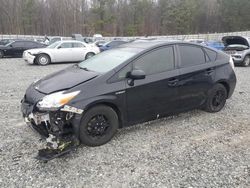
left=79, top=105, right=119, bottom=146
left=36, top=54, right=51, bottom=66
left=0, top=50, right=4, bottom=58
left=242, top=55, right=250, bottom=67
left=203, top=84, right=227, bottom=113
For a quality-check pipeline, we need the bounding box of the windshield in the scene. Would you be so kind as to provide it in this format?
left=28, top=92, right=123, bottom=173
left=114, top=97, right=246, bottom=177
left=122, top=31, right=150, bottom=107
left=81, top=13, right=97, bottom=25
left=78, top=48, right=138, bottom=73
left=47, top=41, right=61, bottom=49
left=5, top=41, right=14, bottom=47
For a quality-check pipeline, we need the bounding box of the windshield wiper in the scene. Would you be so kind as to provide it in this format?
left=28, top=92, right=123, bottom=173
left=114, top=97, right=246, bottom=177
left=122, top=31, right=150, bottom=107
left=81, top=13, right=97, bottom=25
left=81, top=67, right=89, bottom=71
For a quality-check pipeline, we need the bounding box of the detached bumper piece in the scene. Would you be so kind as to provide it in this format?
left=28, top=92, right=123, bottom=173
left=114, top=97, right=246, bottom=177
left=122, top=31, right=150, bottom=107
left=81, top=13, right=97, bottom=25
left=36, top=134, right=79, bottom=162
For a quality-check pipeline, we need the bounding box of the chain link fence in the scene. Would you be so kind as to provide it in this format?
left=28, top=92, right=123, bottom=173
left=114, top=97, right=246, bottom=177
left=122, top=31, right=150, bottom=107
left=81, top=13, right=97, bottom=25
left=1, top=31, right=250, bottom=41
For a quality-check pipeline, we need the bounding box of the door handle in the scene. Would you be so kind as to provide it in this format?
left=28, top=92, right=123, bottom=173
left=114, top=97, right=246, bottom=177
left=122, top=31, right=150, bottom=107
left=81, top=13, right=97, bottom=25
left=168, top=78, right=178, bottom=87
left=206, top=68, right=214, bottom=75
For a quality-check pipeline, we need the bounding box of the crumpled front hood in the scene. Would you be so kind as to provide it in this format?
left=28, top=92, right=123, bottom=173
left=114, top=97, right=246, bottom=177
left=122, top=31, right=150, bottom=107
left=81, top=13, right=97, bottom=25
left=34, top=65, right=99, bottom=94
left=26, top=48, right=48, bottom=54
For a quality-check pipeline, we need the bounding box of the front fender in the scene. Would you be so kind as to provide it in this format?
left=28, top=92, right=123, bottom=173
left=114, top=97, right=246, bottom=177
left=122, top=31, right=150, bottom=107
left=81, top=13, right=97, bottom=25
left=69, top=94, right=125, bottom=138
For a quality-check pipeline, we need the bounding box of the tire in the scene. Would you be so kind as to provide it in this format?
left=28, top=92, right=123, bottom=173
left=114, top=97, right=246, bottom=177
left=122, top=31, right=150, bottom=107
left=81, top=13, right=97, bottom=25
left=79, top=105, right=119, bottom=147
left=0, top=50, right=4, bottom=58
left=242, top=55, right=250, bottom=67
left=85, top=52, right=95, bottom=60
left=36, top=54, right=51, bottom=66
left=203, top=83, right=228, bottom=113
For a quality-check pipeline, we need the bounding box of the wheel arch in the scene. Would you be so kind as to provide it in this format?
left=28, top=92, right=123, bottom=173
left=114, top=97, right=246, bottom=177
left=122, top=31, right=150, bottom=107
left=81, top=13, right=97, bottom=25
left=84, top=101, right=124, bottom=128
left=216, top=80, right=230, bottom=98
left=35, top=52, right=52, bottom=62
left=85, top=52, right=96, bottom=59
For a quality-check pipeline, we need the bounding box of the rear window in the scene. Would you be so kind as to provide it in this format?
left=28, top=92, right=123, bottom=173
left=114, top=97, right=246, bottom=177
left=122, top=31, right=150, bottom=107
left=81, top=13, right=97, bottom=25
left=179, top=45, right=206, bottom=67
left=204, top=48, right=217, bottom=62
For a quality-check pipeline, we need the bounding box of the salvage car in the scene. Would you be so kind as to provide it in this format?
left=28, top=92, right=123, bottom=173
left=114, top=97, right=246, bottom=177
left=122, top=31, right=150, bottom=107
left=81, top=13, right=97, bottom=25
left=21, top=41, right=236, bottom=158
left=0, top=40, right=46, bottom=58
left=223, top=36, right=250, bottom=66
left=23, top=40, right=100, bottom=65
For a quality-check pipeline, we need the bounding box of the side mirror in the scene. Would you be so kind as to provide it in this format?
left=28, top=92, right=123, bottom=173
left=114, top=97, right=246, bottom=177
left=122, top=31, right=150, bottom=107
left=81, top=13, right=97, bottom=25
left=127, top=69, right=146, bottom=80
left=57, top=46, right=62, bottom=49
left=127, top=69, right=146, bottom=86
left=9, top=44, right=13, bottom=48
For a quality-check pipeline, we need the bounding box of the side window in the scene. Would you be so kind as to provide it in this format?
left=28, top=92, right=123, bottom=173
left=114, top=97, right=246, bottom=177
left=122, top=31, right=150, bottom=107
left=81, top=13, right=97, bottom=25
left=73, top=43, right=85, bottom=48
left=108, top=42, right=116, bottom=47
left=133, top=46, right=175, bottom=75
left=12, top=41, right=24, bottom=48
left=109, top=41, right=123, bottom=47
left=24, top=42, right=36, bottom=48
left=204, top=48, right=217, bottom=62
left=60, top=43, right=73, bottom=48
left=179, top=45, right=206, bottom=67
left=118, top=64, right=132, bottom=79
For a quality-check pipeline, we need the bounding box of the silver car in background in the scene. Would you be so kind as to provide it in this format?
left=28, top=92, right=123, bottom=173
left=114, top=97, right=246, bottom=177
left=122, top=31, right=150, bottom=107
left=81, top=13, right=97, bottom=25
left=23, top=40, right=100, bottom=65
left=223, top=36, right=250, bottom=67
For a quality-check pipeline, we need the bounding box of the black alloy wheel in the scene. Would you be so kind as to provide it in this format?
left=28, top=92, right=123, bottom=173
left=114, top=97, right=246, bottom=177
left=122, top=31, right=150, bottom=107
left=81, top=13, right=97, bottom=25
left=0, top=50, right=4, bottom=58
left=204, top=84, right=227, bottom=113
left=79, top=105, right=119, bottom=146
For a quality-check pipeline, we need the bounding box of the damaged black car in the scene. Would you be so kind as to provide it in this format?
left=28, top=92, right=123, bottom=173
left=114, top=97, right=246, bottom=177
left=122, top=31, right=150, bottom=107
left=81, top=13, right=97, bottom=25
left=21, top=41, right=236, bottom=160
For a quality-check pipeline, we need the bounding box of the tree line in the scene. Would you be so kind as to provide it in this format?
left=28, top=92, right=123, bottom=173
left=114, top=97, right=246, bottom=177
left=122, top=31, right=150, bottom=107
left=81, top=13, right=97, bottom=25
left=0, top=0, right=250, bottom=37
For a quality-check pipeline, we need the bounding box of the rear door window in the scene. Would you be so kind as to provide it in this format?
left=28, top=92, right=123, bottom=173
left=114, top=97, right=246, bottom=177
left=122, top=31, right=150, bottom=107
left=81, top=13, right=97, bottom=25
left=11, top=41, right=25, bottom=48
left=179, top=45, right=206, bottom=67
left=60, top=43, right=73, bottom=48
left=73, top=42, right=85, bottom=48
left=204, top=48, right=217, bottom=62
left=23, top=41, right=37, bottom=48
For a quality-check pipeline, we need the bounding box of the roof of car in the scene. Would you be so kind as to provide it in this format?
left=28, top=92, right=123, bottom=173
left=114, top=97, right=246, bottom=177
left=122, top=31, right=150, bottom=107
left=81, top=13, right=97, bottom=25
left=119, top=40, right=192, bottom=49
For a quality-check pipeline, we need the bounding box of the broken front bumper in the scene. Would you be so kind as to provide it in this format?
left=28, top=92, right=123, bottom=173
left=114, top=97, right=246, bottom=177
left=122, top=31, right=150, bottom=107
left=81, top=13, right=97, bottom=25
left=23, top=52, right=36, bottom=64
left=21, top=97, right=83, bottom=139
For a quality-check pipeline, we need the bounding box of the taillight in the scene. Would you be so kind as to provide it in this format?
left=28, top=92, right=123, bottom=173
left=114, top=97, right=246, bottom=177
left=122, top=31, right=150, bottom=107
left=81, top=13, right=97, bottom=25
left=229, top=56, right=235, bottom=70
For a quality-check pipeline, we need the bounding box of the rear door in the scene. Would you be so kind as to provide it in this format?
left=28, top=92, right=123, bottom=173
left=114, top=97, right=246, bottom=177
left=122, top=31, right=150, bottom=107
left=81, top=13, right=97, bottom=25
left=72, top=42, right=86, bottom=61
left=176, top=44, right=216, bottom=111
left=125, top=46, right=180, bottom=124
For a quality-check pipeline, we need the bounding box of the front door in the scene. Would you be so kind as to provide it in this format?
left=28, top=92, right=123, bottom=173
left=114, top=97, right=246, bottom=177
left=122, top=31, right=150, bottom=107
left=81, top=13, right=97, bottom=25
left=125, top=46, right=180, bottom=125
left=54, top=42, right=74, bottom=62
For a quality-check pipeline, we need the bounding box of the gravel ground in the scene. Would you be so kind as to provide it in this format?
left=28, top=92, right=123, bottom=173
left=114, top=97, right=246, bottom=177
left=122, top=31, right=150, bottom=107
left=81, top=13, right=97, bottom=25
left=0, top=58, right=249, bottom=188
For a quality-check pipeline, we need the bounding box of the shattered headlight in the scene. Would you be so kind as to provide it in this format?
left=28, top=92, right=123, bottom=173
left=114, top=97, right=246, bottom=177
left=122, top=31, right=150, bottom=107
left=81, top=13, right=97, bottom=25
left=37, top=90, right=80, bottom=111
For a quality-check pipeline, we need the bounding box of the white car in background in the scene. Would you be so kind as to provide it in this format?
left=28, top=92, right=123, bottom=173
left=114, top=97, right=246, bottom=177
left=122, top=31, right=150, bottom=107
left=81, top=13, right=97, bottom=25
left=23, top=40, right=100, bottom=65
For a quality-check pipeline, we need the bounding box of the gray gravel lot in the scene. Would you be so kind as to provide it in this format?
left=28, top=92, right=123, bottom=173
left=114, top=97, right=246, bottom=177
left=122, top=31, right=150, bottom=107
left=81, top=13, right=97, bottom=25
left=0, top=58, right=249, bottom=188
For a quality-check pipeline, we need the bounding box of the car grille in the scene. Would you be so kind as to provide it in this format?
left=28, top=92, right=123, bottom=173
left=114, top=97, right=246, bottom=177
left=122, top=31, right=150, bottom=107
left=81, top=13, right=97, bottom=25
left=225, top=51, right=236, bottom=55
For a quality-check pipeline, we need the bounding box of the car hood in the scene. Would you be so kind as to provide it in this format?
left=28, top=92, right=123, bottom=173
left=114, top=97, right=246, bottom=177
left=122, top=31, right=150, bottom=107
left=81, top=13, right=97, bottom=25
left=222, top=36, right=250, bottom=47
left=34, top=65, right=99, bottom=94
left=26, top=48, right=49, bottom=54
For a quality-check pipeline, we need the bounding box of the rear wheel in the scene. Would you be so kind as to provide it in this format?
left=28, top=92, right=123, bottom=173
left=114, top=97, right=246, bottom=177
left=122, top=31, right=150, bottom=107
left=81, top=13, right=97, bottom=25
left=79, top=105, right=119, bottom=147
left=0, top=50, right=4, bottom=58
left=203, top=84, right=227, bottom=113
left=36, top=54, right=51, bottom=66
left=85, top=52, right=95, bottom=60
left=242, top=55, right=250, bottom=67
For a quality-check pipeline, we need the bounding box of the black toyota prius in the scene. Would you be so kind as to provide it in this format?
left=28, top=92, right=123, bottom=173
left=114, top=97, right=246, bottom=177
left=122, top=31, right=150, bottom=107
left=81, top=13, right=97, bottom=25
left=21, top=41, right=236, bottom=149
